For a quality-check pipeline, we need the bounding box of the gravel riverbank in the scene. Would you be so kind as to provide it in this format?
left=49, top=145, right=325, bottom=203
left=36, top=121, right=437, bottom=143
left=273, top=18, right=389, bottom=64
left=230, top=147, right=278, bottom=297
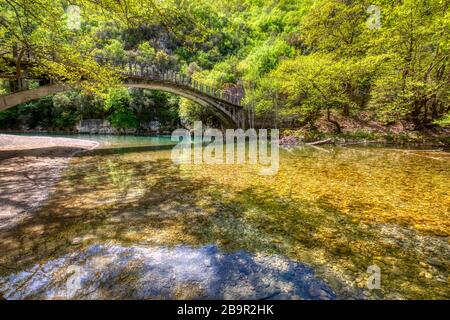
left=0, top=134, right=98, bottom=230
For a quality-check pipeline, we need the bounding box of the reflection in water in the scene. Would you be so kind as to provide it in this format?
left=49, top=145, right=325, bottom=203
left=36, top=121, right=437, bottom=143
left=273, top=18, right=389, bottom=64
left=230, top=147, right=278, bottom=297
left=0, top=136, right=449, bottom=299
left=0, top=244, right=337, bottom=300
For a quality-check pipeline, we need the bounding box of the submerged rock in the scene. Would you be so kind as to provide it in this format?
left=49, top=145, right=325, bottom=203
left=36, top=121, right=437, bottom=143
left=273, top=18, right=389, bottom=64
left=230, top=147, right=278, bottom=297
left=0, top=244, right=337, bottom=300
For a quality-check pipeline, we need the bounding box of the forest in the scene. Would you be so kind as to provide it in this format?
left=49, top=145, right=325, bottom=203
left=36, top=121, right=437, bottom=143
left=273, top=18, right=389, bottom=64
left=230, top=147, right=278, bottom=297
left=0, top=0, right=449, bottom=141
left=0, top=0, right=449, bottom=302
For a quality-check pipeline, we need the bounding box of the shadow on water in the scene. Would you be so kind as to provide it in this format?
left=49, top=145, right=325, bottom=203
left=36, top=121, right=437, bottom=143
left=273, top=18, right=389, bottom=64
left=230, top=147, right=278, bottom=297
left=0, top=143, right=176, bottom=161
left=0, top=154, right=338, bottom=299
left=0, top=147, right=86, bottom=161
left=84, top=143, right=176, bottom=156
left=0, top=142, right=448, bottom=299
left=0, top=242, right=339, bottom=299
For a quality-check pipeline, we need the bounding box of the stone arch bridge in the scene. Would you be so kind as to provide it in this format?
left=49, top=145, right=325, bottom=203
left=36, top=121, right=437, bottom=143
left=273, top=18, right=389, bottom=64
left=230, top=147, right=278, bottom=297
left=0, top=61, right=247, bottom=128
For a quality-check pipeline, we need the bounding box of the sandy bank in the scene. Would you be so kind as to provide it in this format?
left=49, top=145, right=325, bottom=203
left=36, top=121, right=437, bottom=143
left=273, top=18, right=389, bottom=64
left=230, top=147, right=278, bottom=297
left=0, top=134, right=99, bottom=230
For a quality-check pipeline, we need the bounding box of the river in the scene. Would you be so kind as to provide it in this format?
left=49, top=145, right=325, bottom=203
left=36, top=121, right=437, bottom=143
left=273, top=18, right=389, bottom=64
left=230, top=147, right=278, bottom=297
left=0, top=134, right=449, bottom=299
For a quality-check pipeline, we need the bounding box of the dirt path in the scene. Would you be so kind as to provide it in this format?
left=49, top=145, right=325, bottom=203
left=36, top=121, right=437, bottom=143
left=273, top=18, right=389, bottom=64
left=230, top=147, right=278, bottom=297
left=0, top=134, right=98, bottom=230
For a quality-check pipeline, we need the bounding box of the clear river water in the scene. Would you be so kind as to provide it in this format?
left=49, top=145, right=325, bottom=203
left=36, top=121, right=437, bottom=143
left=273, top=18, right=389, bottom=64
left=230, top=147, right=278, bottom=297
left=0, top=134, right=449, bottom=299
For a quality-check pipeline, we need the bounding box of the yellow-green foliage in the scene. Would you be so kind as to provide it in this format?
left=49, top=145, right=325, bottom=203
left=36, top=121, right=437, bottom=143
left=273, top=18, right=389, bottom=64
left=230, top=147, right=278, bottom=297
left=0, top=0, right=448, bottom=129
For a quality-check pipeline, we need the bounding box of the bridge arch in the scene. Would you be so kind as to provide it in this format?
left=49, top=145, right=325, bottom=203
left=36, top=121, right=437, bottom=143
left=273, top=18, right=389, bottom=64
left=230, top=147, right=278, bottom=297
left=0, top=79, right=244, bottom=128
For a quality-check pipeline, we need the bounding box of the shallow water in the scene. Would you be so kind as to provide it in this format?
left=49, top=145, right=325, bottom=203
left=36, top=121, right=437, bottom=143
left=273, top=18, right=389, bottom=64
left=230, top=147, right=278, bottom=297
left=0, top=134, right=449, bottom=299
left=0, top=244, right=336, bottom=299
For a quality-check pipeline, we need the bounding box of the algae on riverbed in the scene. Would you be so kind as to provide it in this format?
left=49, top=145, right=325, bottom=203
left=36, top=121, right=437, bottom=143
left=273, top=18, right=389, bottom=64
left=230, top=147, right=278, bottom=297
left=0, top=141, right=448, bottom=299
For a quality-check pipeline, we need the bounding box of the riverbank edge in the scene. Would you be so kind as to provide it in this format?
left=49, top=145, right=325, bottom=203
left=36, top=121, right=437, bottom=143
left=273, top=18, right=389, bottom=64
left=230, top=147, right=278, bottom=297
left=2, top=128, right=449, bottom=149
left=280, top=126, right=450, bottom=148
left=0, top=134, right=100, bottom=231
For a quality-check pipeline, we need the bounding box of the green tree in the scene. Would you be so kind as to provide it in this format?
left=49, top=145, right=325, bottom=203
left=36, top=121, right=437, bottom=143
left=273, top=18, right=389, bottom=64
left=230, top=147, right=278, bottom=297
left=103, top=39, right=126, bottom=63
left=105, top=88, right=138, bottom=130
left=136, top=42, right=156, bottom=65
left=179, top=98, right=220, bottom=127
left=368, top=0, right=449, bottom=128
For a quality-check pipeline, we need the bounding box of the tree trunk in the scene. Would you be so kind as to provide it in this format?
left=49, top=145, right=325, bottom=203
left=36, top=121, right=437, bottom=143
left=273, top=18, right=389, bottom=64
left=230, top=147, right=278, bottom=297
left=327, top=108, right=341, bottom=133
left=343, top=104, right=350, bottom=117
left=411, top=98, right=428, bottom=129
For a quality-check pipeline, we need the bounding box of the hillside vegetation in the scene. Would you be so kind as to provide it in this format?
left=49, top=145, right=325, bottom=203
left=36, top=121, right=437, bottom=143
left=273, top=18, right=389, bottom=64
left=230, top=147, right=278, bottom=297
left=0, top=0, right=448, bottom=140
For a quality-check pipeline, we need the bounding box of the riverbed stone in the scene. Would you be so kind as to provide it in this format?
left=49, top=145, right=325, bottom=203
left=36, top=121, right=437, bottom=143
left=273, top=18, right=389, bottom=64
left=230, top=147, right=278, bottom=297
left=0, top=244, right=339, bottom=300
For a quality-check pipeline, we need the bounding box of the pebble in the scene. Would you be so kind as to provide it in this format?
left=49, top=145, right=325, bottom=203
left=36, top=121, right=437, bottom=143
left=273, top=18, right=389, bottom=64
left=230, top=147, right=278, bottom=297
left=426, top=258, right=446, bottom=269
left=0, top=244, right=340, bottom=300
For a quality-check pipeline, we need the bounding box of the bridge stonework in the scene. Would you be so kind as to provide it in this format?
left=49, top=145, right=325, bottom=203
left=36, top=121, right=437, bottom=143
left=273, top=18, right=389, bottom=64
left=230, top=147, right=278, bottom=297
left=0, top=59, right=247, bottom=128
